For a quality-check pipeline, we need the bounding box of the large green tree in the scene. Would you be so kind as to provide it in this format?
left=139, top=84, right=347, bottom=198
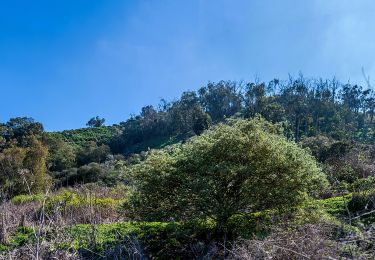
left=0, top=136, right=51, bottom=195
left=86, top=116, right=105, bottom=128
left=21, top=136, right=51, bottom=194
left=43, top=134, right=76, bottom=172
left=0, top=145, right=26, bottom=195
left=129, top=118, right=328, bottom=231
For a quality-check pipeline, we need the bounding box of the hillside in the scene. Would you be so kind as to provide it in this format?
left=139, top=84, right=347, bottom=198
left=1, top=77, right=375, bottom=258
left=50, top=126, right=122, bottom=148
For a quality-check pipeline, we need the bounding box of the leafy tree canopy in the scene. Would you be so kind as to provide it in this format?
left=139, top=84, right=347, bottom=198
left=86, top=116, right=105, bottom=128
left=128, top=118, right=329, bottom=230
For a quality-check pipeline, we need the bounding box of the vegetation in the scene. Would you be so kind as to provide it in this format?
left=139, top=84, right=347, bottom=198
left=2, top=76, right=375, bottom=258
left=86, top=116, right=106, bottom=128
left=128, top=118, right=328, bottom=232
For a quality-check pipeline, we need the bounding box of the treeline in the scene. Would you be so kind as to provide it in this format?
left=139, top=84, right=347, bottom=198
left=55, top=76, right=375, bottom=155
left=111, top=76, right=375, bottom=155
left=0, top=117, right=121, bottom=196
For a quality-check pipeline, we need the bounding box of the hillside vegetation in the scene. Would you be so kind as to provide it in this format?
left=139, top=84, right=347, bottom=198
left=1, top=76, right=375, bottom=259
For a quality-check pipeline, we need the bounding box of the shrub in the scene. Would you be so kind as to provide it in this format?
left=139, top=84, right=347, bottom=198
left=128, top=118, right=329, bottom=232
left=68, top=221, right=216, bottom=259
left=11, top=194, right=43, bottom=205
left=44, top=190, right=123, bottom=212
left=318, top=194, right=352, bottom=216
left=230, top=224, right=339, bottom=259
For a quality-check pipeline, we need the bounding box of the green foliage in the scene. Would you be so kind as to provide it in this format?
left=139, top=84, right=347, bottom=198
left=108, top=77, right=375, bottom=156
left=76, top=141, right=110, bottom=166
left=348, top=191, right=375, bottom=215
left=199, top=81, right=242, bottom=122
left=86, top=116, right=106, bottom=128
left=43, top=134, right=76, bottom=172
left=319, top=142, right=375, bottom=187
left=44, top=189, right=123, bottom=213
left=68, top=221, right=215, bottom=259
left=0, top=227, right=34, bottom=252
left=128, top=118, right=329, bottom=231
left=0, top=145, right=26, bottom=195
left=300, top=135, right=334, bottom=162
left=318, top=194, right=352, bottom=216
left=52, top=158, right=127, bottom=187
left=122, top=134, right=188, bottom=156
left=315, top=177, right=375, bottom=223
left=11, top=194, right=43, bottom=205
left=27, top=76, right=375, bottom=167
left=0, top=136, right=51, bottom=196
left=51, top=126, right=120, bottom=148
left=10, top=189, right=124, bottom=211
left=346, top=180, right=375, bottom=224
left=3, top=76, right=375, bottom=258
left=192, top=106, right=212, bottom=135
left=21, top=136, right=52, bottom=194
left=0, top=244, right=8, bottom=252
left=350, top=177, right=375, bottom=192
left=76, top=163, right=102, bottom=183
left=3, top=117, right=44, bottom=145
left=228, top=212, right=272, bottom=239
left=10, top=227, right=35, bottom=247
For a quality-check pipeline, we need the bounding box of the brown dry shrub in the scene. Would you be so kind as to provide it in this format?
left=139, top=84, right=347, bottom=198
left=229, top=224, right=339, bottom=259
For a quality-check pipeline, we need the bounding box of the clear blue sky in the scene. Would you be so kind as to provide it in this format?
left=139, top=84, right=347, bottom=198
left=1, top=0, right=374, bottom=131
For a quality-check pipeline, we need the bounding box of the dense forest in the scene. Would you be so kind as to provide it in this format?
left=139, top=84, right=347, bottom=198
left=1, top=76, right=375, bottom=259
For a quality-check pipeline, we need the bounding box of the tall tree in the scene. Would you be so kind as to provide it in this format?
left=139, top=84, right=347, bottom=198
left=198, top=81, right=242, bottom=122
left=22, top=136, right=51, bottom=194
left=86, top=116, right=105, bottom=128
left=4, top=117, right=44, bottom=145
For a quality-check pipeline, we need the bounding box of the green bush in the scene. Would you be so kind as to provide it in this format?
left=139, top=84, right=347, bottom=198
left=51, top=126, right=120, bottom=148
left=0, top=227, right=34, bottom=252
left=350, top=177, right=375, bottom=192
left=68, top=221, right=215, bottom=259
left=129, top=118, right=329, bottom=232
left=348, top=190, right=375, bottom=223
left=11, top=194, right=43, bottom=205
left=10, top=227, right=35, bottom=247
left=12, top=189, right=124, bottom=212
left=0, top=244, right=9, bottom=252
left=44, top=190, right=123, bottom=213
left=228, top=211, right=272, bottom=239
left=318, top=194, right=352, bottom=216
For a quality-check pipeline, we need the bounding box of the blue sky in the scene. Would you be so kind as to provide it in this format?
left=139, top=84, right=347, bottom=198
left=1, top=0, right=375, bottom=131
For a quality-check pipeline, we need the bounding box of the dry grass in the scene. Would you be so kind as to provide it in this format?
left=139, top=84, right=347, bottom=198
left=0, top=185, right=128, bottom=259
left=229, top=224, right=339, bottom=260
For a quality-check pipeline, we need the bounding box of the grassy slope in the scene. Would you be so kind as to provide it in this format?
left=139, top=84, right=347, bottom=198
left=49, top=126, right=191, bottom=155
left=49, top=126, right=121, bottom=147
